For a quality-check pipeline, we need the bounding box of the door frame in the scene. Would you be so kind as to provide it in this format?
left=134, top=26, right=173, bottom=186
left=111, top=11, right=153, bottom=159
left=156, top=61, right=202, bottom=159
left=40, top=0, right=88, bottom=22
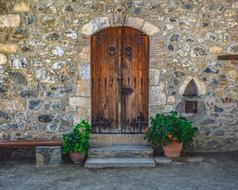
left=90, top=26, right=150, bottom=134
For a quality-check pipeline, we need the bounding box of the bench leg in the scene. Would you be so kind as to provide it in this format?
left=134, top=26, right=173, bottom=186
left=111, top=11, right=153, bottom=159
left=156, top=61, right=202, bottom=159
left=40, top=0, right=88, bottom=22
left=36, top=146, right=61, bottom=166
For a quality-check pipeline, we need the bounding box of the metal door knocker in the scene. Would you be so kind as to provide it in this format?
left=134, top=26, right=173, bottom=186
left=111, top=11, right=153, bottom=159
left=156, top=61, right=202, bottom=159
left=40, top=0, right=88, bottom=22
left=109, top=45, right=116, bottom=56
left=126, top=47, right=132, bottom=60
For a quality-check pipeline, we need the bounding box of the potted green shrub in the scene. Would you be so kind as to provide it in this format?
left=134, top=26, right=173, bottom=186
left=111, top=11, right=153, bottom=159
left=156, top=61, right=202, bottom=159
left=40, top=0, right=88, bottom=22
left=144, top=111, right=198, bottom=157
left=62, top=120, right=91, bottom=164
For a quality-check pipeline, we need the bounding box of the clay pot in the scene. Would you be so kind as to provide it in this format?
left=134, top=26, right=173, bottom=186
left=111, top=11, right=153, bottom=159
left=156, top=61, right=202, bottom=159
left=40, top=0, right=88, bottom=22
left=69, top=152, right=86, bottom=164
left=163, top=139, right=183, bottom=158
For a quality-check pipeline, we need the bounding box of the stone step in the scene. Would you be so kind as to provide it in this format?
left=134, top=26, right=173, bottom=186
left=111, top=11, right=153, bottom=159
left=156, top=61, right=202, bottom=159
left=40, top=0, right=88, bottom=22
left=85, top=157, right=156, bottom=168
left=88, top=144, right=154, bottom=158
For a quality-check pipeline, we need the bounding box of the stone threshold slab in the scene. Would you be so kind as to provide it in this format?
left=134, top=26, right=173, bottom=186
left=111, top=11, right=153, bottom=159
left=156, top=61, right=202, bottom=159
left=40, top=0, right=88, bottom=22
left=88, top=144, right=154, bottom=158
left=155, top=156, right=204, bottom=165
left=85, top=157, right=156, bottom=168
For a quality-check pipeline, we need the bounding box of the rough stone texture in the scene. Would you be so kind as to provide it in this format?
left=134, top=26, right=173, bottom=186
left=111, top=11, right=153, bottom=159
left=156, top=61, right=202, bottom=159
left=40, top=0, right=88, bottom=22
left=35, top=146, right=61, bottom=166
left=13, top=2, right=30, bottom=13
left=186, top=156, right=204, bottom=162
left=154, top=157, right=173, bottom=165
left=126, top=16, right=144, bottom=30
left=155, top=156, right=204, bottom=165
left=85, top=157, right=156, bottom=168
left=0, top=43, right=19, bottom=54
left=0, top=0, right=237, bottom=152
left=0, top=14, right=20, bottom=28
left=0, top=53, right=7, bottom=65
left=88, top=144, right=153, bottom=158
left=142, top=21, right=160, bottom=36
left=0, top=99, right=25, bottom=112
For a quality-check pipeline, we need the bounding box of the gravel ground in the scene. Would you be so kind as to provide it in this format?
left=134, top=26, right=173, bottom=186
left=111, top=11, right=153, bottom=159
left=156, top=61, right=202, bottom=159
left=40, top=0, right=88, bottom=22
left=0, top=153, right=238, bottom=190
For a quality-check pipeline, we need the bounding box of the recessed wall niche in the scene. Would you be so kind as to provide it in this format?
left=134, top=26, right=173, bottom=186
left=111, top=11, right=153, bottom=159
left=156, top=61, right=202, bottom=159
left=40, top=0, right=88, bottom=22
left=176, top=78, right=206, bottom=120
left=183, top=79, right=198, bottom=114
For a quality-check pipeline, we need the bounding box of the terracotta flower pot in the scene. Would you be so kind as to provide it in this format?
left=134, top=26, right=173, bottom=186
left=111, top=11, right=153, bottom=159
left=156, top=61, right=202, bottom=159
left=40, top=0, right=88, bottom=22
left=163, top=139, right=183, bottom=158
left=69, top=152, right=86, bottom=164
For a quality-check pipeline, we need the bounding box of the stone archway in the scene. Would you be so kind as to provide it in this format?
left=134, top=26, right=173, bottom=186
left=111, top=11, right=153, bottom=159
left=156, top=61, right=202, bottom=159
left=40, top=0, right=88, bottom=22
left=78, top=14, right=160, bottom=143
left=80, top=16, right=160, bottom=37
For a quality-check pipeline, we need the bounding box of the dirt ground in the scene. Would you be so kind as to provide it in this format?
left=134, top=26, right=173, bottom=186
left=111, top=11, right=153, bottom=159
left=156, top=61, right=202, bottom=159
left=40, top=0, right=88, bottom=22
left=0, top=152, right=238, bottom=190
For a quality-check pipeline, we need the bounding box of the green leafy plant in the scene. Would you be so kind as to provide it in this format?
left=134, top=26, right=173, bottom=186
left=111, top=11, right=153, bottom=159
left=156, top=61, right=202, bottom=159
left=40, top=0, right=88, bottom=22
left=62, top=120, right=91, bottom=154
left=144, top=111, right=198, bottom=146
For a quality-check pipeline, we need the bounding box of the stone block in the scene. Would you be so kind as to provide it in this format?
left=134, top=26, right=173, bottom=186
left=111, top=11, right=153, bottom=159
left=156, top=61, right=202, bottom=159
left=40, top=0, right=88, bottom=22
left=155, top=156, right=204, bottom=165
left=232, top=2, right=238, bottom=9
left=149, top=86, right=166, bottom=105
left=0, top=99, right=25, bottom=112
left=126, top=17, right=144, bottom=30
left=69, top=97, right=90, bottom=118
left=154, top=157, right=172, bottom=165
left=227, top=43, right=238, bottom=54
left=69, top=97, right=90, bottom=108
left=79, top=47, right=90, bottom=61
left=149, top=69, right=160, bottom=85
left=94, top=17, right=110, bottom=29
left=0, top=53, right=7, bottom=65
left=167, top=96, right=175, bottom=104
left=79, top=64, right=90, bottom=80
left=88, top=145, right=153, bottom=158
left=186, top=156, right=204, bottom=162
left=10, top=55, right=28, bottom=69
left=36, top=146, right=61, bottom=166
left=0, top=14, right=20, bottom=28
left=0, top=43, right=19, bottom=54
left=85, top=157, right=155, bottom=168
left=14, top=2, right=30, bottom=13
left=210, top=46, right=222, bottom=54
left=142, top=21, right=160, bottom=36
left=81, top=20, right=99, bottom=36
left=76, top=80, right=90, bottom=97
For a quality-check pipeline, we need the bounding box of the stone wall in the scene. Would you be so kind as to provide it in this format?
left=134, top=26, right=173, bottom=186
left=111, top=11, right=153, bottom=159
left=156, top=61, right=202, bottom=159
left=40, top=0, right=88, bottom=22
left=0, top=0, right=238, bottom=152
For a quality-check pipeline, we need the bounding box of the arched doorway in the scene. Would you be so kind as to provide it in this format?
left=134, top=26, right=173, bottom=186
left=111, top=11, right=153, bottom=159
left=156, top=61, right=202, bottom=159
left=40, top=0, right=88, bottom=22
left=91, top=27, right=149, bottom=134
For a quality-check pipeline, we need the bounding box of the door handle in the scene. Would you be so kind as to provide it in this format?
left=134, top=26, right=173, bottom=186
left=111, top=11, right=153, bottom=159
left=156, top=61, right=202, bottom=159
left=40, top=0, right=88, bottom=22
left=125, top=46, right=132, bottom=60
left=121, top=85, right=134, bottom=96
left=109, top=45, right=116, bottom=56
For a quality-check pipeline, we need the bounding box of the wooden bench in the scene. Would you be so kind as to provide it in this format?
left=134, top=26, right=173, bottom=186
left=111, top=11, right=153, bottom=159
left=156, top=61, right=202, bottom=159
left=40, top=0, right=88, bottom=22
left=0, top=140, right=63, bottom=166
left=0, top=140, right=62, bottom=147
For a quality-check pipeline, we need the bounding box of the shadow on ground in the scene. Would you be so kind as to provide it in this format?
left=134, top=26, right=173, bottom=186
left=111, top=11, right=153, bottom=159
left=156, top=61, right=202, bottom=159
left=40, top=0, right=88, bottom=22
left=0, top=152, right=238, bottom=190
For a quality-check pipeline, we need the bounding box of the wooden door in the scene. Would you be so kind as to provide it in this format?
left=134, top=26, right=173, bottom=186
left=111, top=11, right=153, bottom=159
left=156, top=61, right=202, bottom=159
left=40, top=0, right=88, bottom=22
left=91, top=27, right=149, bottom=134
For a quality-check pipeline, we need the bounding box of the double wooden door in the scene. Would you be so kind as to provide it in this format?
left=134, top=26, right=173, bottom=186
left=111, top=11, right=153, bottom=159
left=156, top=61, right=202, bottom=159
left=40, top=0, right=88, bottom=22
left=91, top=27, right=149, bottom=134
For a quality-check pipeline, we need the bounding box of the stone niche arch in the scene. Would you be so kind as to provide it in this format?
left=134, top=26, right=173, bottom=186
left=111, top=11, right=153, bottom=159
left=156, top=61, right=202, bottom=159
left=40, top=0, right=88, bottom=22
left=183, top=79, right=199, bottom=97
left=176, top=76, right=207, bottom=118
left=179, top=76, right=206, bottom=96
